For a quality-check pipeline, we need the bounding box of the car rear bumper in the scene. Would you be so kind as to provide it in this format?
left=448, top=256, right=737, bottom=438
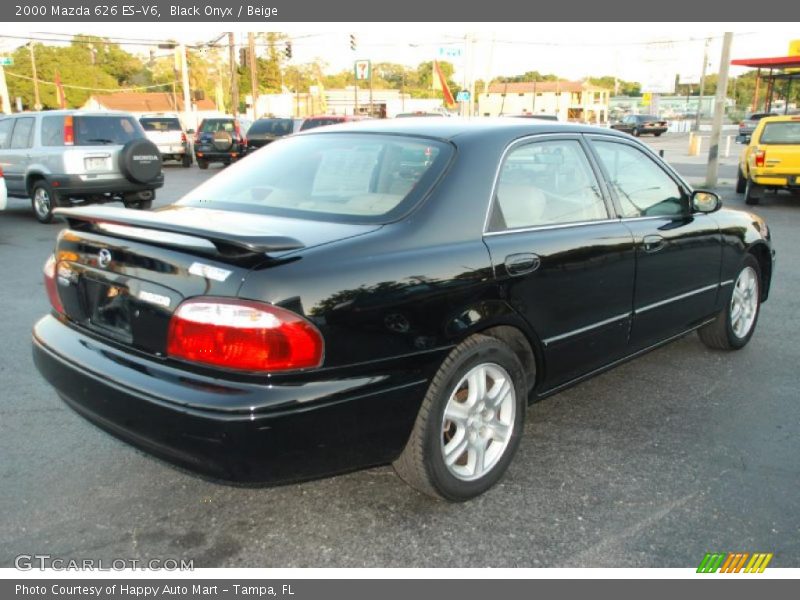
left=32, top=315, right=431, bottom=483
left=194, top=146, right=245, bottom=161
left=48, top=174, right=164, bottom=196
left=751, top=173, right=800, bottom=187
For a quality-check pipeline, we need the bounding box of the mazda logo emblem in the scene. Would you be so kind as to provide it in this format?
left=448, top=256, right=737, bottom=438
left=98, top=248, right=112, bottom=268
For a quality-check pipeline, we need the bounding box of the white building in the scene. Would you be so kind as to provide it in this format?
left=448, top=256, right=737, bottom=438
left=478, top=81, right=611, bottom=123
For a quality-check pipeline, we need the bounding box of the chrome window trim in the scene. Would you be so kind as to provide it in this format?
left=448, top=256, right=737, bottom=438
left=543, top=312, right=631, bottom=346
left=634, top=283, right=719, bottom=315
left=484, top=218, right=618, bottom=237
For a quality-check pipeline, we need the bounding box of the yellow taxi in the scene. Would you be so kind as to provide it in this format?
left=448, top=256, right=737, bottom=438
left=738, top=115, right=800, bottom=205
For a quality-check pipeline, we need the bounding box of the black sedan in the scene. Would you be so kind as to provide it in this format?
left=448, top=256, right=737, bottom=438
left=33, top=119, right=774, bottom=501
left=611, top=114, right=668, bottom=136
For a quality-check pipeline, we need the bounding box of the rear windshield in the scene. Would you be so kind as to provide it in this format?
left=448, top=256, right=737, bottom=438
left=300, top=118, right=345, bottom=131
left=248, top=119, right=295, bottom=135
left=760, top=121, right=800, bottom=145
left=200, top=119, right=236, bottom=133
left=639, top=115, right=659, bottom=121
left=140, top=117, right=182, bottom=132
left=72, top=115, right=143, bottom=146
left=177, top=133, right=453, bottom=224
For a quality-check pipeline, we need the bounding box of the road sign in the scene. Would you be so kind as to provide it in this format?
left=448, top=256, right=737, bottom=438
left=456, top=89, right=470, bottom=102
left=437, top=47, right=462, bottom=60
left=354, top=60, right=371, bottom=81
left=0, top=57, right=13, bottom=66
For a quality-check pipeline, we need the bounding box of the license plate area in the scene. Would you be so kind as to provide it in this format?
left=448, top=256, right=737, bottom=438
left=82, top=277, right=133, bottom=342
left=84, top=156, right=110, bottom=172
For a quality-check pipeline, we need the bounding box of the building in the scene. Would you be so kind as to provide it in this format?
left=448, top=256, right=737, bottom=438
left=478, top=81, right=611, bottom=122
left=81, top=92, right=221, bottom=130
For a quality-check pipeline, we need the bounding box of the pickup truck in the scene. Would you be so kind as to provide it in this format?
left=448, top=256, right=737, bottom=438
left=738, top=114, right=800, bottom=204
left=139, top=114, right=191, bottom=168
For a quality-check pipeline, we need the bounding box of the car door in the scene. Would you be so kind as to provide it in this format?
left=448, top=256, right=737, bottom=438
left=3, top=116, right=35, bottom=195
left=587, top=135, right=721, bottom=350
left=483, top=135, right=636, bottom=389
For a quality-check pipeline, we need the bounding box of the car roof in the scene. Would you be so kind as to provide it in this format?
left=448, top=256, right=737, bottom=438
left=758, top=115, right=800, bottom=123
left=295, top=117, right=631, bottom=143
left=1, top=110, right=135, bottom=118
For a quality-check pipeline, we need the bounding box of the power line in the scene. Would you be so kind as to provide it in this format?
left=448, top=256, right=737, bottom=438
left=4, top=71, right=179, bottom=92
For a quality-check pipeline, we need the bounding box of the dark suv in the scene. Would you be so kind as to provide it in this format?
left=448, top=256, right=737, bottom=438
left=246, top=118, right=303, bottom=150
left=0, top=110, right=163, bottom=223
left=193, top=118, right=247, bottom=169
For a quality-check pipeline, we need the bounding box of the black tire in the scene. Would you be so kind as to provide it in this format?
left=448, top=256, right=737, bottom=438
left=744, top=178, right=761, bottom=205
left=698, top=254, right=761, bottom=351
left=736, top=168, right=747, bottom=194
left=118, top=138, right=162, bottom=184
left=182, top=153, right=192, bottom=168
left=123, top=191, right=154, bottom=210
left=30, top=180, right=61, bottom=224
left=197, top=159, right=209, bottom=170
left=393, top=334, right=527, bottom=501
left=654, top=132, right=662, bottom=137
left=632, top=127, right=641, bottom=137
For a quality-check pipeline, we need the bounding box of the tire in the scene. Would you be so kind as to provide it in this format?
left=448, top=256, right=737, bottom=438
left=736, top=169, right=747, bottom=194
left=393, top=334, right=527, bottom=501
left=118, top=138, right=162, bottom=184
left=654, top=132, right=662, bottom=137
left=182, top=153, right=192, bottom=168
left=123, top=191, right=154, bottom=210
left=197, top=159, right=209, bottom=170
left=744, top=178, right=761, bottom=205
left=632, top=127, right=641, bottom=137
left=698, top=255, right=761, bottom=351
left=30, top=180, right=61, bottom=224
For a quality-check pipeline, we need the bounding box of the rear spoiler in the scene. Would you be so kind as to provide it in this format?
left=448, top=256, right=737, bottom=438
left=54, top=206, right=305, bottom=256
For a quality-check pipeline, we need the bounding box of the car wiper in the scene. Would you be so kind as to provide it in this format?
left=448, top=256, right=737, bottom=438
left=84, top=138, right=116, bottom=144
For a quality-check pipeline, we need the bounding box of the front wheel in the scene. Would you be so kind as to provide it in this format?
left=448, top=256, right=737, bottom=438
left=632, top=127, right=641, bottom=137
left=698, top=255, right=761, bottom=350
left=393, top=334, right=527, bottom=501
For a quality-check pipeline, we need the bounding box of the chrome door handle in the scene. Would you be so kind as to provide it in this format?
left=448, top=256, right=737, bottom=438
left=504, top=253, right=541, bottom=276
left=642, top=234, right=665, bottom=253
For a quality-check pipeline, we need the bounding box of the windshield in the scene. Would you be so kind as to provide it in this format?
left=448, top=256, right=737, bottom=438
left=760, top=122, right=800, bottom=145
left=178, top=133, right=453, bottom=224
left=74, top=116, right=143, bottom=145
left=248, top=119, right=294, bottom=135
left=140, top=117, right=182, bottom=132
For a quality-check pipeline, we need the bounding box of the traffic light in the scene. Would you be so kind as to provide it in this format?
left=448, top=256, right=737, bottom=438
left=284, top=41, right=292, bottom=59
left=239, top=47, right=249, bottom=67
left=350, top=34, right=356, bottom=52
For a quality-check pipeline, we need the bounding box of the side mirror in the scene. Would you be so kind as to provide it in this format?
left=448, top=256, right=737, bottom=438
left=692, top=190, right=721, bottom=213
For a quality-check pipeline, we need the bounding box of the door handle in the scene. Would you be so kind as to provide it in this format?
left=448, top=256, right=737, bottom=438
left=504, top=253, right=541, bottom=276
left=642, top=234, right=666, bottom=253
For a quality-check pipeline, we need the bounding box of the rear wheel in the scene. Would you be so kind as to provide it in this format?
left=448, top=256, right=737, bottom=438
left=654, top=132, right=662, bottom=137
left=30, top=180, right=61, bottom=224
left=632, top=127, right=641, bottom=137
left=197, top=159, right=209, bottom=170
left=698, top=255, right=761, bottom=350
left=744, top=178, right=761, bottom=205
left=393, top=334, right=526, bottom=501
left=123, top=191, right=154, bottom=210
left=736, top=168, right=747, bottom=194
left=182, top=153, right=192, bottom=168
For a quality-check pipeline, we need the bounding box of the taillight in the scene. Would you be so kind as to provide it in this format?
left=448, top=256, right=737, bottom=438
left=181, top=132, right=187, bottom=143
left=63, top=116, right=74, bottom=146
left=234, top=121, right=246, bottom=146
left=0, top=165, right=4, bottom=177
left=755, top=150, right=766, bottom=168
left=43, top=254, right=64, bottom=315
left=166, top=298, right=324, bottom=372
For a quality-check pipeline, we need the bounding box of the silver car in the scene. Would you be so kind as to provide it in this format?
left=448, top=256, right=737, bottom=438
left=0, top=110, right=163, bottom=223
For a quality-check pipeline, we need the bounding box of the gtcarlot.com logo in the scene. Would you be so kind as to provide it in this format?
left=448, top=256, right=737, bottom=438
left=15, top=554, right=194, bottom=571
left=697, top=552, right=773, bottom=573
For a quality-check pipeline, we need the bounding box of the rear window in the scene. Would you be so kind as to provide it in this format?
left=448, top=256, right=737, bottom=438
left=760, top=121, right=800, bottom=145
left=639, top=115, right=659, bottom=121
left=73, top=116, right=143, bottom=146
left=177, top=133, right=453, bottom=224
left=200, top=119, right=236, bottom=133
left=140, top=117, right=182, bottom=132
left=300, top=118, right=345, bottom=131
left=248, top=119, right=294, bottom=135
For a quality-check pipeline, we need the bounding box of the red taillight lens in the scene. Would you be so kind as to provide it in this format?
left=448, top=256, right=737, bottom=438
left=755, top=150, right=766, bottom=167
left=43, top=254, right=64, bottom=315
left=181, top=132, right=187, bottom=143
left=63, top=116, right=74, bottom=146
left=0, top=165, right=4, bottom=177
left=166, top=298, right=324, bottom=372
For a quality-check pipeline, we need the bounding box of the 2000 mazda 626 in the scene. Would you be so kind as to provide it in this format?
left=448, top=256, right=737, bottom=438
left=33, top=118, right=774, bottom=501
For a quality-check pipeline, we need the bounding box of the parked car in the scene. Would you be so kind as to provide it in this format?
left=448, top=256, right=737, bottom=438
left=139, top=113, right=191, bottom=168
left=299, top=115, right=367, bottom=131
left=395, top=112, right=445, bottom=118
left=0, top=164, right=7, bottom=211
left=33, top=119, right=774, bottom=501
left=737, top=112, right=778, bottom=144
left=504, top=114, right=560, bottom=121
left=246, top=117, right=303, bottom=151
left=193, top=117, right=248, bottom=169
left=737, top=114, right=800, bottom=204
left=610, top=114, right=668, bottom=137
left=0, top=110, right=163, bottom=223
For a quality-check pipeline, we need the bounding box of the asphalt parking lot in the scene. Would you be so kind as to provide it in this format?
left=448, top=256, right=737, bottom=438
left=1, top=135, right=798, bottom=568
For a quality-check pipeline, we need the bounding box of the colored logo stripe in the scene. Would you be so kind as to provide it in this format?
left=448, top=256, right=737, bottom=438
left=697, top=552, right=773, bottom=573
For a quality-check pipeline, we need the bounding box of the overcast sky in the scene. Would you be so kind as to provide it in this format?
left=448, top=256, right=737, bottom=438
left=2, top=23, right=798, bottom=84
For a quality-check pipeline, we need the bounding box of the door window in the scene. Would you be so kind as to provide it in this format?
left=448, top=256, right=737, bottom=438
left=9, top=117, right=34, bottom=149
left=489, top=139, right=608, bottom=231
left=0, top=119, right=12, bottom=149
left=592, top=140, right=685, bottom=218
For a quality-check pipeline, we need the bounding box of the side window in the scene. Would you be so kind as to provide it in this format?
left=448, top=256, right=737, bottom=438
left=592, top=140, right=685, bottom=218
left=489, top=139, right=608, bottom=231
left=9, top=117, right=35, bottom=149
left=41, top=116, right=65, bottom=146
left=0, top=119, right=13, bottom=149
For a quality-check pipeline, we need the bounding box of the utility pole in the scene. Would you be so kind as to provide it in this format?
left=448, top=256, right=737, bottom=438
left=694, top=37, right=710, bottom=132
left=229, top=32, right=239, bottom=117
left=0, top=64, right=11, bottom=114
left=29, top=43, right=41, bottom=111
left=248, top=32, right=258, bottom=120
left=705, top=32, right=733, bottom=188
left=179, top=44, right=192, bottom=127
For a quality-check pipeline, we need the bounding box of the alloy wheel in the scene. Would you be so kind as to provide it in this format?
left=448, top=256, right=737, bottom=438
left=730, top=266, right=758, bottom=339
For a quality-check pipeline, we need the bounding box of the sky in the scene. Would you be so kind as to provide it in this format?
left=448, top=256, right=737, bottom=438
left=1, top=23, right=798, bottom=86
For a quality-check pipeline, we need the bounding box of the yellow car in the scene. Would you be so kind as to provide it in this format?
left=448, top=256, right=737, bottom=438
left=737, top=115, right=800, bottom=205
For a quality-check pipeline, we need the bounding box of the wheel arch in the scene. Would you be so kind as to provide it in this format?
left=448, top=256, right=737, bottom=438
left=25, top=171, right=48, bottom=196
left=747, top=241, right=772, bottom=301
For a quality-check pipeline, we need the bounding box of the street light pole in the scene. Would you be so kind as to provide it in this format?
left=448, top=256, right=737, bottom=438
left=229, top=32, right=239, bottom=117
left=29, top=42, right=41, bottom=111
left=694, top=37, right=710, bottom=132
left=705, top=32, right=733, bottom=188
left=179, top=44, right=192, bottom=125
